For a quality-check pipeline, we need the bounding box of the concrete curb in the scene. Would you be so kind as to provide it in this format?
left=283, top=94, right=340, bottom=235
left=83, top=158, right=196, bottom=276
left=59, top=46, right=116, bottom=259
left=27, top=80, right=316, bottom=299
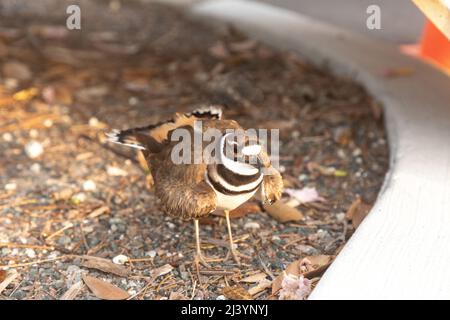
left=190, top=0, right=450, bottom=299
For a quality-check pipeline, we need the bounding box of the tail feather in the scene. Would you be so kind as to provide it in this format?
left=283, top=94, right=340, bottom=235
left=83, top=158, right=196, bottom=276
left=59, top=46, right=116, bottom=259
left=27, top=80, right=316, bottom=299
left=106, top=105, right=223, bottom=154
left=106, top=129, right=146, bottom=150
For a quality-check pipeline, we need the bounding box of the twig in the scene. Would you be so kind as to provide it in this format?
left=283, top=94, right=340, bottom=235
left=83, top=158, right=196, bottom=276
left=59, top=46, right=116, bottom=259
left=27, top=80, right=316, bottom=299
left=0, top=243, right=54, bottom=250
left=258, top=255, right=275, bottom=280
left=45, top=223, right=74, bottom=241
left=0, top=256, right=68, bottom=269
left=0, top=270, right=19, bottom=294
left=199, top=270, right=235, bottom=276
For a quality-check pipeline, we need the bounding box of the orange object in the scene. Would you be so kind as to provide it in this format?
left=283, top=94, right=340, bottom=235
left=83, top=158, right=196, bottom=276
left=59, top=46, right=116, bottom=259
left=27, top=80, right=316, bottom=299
left=419, top=20, right=450, bottom=71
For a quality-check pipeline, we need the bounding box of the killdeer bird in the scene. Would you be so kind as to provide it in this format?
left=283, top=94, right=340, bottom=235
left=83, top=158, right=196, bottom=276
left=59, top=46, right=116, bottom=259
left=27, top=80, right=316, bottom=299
left=106, top=106, right=283, bottom=266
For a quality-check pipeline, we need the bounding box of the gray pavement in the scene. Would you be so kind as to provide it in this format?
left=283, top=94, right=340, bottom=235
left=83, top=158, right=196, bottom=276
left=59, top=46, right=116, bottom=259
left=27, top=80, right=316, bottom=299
left=256, top=0, right=425, bottom=43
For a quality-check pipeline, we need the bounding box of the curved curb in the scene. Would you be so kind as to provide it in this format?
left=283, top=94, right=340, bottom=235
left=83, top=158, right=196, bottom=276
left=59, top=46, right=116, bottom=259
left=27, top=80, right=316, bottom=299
left=190, top=0, right=450, bottom=299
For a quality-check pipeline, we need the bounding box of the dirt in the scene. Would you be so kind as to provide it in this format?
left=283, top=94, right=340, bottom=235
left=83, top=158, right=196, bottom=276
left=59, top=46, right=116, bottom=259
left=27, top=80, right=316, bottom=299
left=0, top=2, right=389, bottom=300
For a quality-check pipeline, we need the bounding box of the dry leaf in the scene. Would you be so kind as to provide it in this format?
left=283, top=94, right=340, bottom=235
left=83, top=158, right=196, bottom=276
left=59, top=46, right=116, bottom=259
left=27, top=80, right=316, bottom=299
left=0, top=269, right=18, bottom=294
left=0, top=270, right=6, bottom=282
left=307, top=162, right=347, bottom=177
left=2, top=61, right=32, bottom=80
left=81, top=255, right=130, bottom=277
left=285, top=187, right=325, bottom=204
left=87, top=206, right=110, bottom=219
left=82, top=275, right=129, bottom=300
left=346, top=197, right=371, bottom=228
left=169, top=291, right=188, bottom=300
left=264, top=201, right=304, bottom=223
left=222, top=285, right=252, bottom=300
left=149, top=264, right=173, bottom=278
left=240, top=272, right=267, bottom=283
left=279, top=274, right=311, bottom=300
left=272, top=255, right=333, bottom=294
left=13, top=87, right=38, bottom=101
left=248, top=279, right=272, bottom=296
left=229, top=202, right=261, bottom=218
left=60, top=281, right=84, bottom=300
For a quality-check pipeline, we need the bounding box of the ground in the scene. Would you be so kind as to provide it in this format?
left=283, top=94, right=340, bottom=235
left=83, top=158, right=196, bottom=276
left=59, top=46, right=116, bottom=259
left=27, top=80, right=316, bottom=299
left=0, top=2, right=388, bottom=300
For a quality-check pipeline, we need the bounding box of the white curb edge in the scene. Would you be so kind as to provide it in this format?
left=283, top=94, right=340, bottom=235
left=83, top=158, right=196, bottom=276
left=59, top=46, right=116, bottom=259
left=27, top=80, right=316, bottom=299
left=189, top=0, right=450, bottom=299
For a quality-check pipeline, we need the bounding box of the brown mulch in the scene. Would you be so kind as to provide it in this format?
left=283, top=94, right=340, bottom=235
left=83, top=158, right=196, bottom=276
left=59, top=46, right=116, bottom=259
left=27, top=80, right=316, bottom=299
left=0, top=2, right=388, bottom=300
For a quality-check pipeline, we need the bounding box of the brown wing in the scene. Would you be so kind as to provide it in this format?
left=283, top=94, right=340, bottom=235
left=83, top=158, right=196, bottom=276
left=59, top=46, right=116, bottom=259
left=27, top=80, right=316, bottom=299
left=254, top=147, right=283, bottom=204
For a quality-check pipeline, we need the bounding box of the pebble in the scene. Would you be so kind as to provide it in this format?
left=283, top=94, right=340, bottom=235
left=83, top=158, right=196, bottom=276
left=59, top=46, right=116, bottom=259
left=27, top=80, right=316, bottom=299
left=43, top=119, right=53, bottom=127
left=271, top=235, right=281, bottom=242
left=25, top=248, right=36, bottom=258
left=166, top=222, right=176, bottom=229
left=25, top=140, right=44, bottom=158
left=71, top=192, right=86, bottom=204
left=29, top=129, right=39, bottom=138
left=2, top=132, right=13, bottom=142
left=88, top=117, right=99, bottom=127
left=106, top=165, right=128, bottom=176
left=30, top=163, right=41, bottom=173
left=244, top=221, right=260, bottom=230
left=5, top=182, right=17, bottom=191
left=112, top=254, right=129, bottom=265
left=128, top=96, right=139, bottom=106
left=336, top=212, right=346, bottom=221
left=146, top=250, right=157, bottom=258
left=82, top=180, right=97, bottom=192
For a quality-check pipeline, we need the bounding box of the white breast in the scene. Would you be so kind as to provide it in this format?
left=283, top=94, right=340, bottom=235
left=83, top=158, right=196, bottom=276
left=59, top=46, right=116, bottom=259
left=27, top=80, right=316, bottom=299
left=213, top=187, right=258, bottom=211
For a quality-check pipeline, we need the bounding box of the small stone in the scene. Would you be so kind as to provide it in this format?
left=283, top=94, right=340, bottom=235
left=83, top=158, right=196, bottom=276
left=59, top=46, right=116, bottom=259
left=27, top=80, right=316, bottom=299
left=352, top=148, right=362, bottom=157
left=336, top=212, right=346, bottom=221
left=25, top=248, right=36, bottom=258
left=5, top=182, right=17, bottom=191
left=271, top=235, right=281, bottom=242
left=88, top=117, right=99, bottom=127
left=29, top=129, right=39, bottom=138
left=146, top=250, right=157, bottom=258
left=166, top=222, right=176, bottom=229
left=30, top=163, right=41, bottom=173
left=106, top=165, right=128, bottom=176
left=71, top=192, right=86, bottom=204
left=82, top=180, right=97, bottom=192
left=2, top=132, right=13, bottom=142
left=25, top=140, right=44, bottom=158
left=128, top=96, right=139, bottom=106
left=43, top=119, right=53, bottom=127
left=244, top=221, right=260, bottom=230
left=216, top=295, right=226, bottom=300
left=298, top=174, right=308, bottom=182
left=112, top=254, right=129, bottom=265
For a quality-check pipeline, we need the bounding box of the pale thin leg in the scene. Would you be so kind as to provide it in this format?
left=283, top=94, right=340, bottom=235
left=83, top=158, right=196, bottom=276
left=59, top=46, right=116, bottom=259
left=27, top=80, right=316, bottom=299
left=224, top=210, right=241, bottom=265
left=194, top=219, right=210, bottom=268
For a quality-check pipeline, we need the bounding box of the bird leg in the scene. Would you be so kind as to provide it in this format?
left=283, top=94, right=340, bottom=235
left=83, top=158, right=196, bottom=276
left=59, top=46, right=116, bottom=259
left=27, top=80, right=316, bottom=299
left=194, top=219, right=210, bottom=268
left=224, top=210, right=241, bottom=265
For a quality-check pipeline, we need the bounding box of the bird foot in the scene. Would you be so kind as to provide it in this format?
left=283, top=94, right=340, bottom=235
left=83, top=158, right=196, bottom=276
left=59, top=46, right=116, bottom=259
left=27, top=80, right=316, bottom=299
left=224, top=248, right=246, bottom=265
left=194, top=252, right=212, bottom=269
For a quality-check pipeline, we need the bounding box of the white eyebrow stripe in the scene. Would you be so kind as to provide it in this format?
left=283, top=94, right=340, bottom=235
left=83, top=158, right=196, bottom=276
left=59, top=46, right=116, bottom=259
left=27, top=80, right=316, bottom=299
left=242, top=144, right=262, bottom=156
